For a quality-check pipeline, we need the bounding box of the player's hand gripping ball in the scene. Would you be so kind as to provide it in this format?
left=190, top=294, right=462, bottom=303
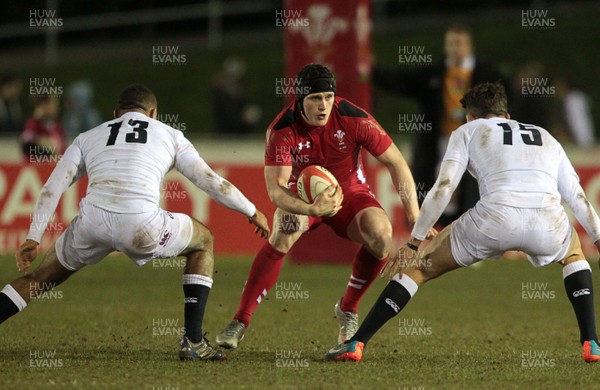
left=296, top=165, right=339, bottom=203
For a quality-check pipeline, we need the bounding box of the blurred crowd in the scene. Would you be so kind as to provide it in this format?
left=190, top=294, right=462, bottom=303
left=0, top=76, right=101, bottom=162
left=0, top=30, right=596, bottom=170
left=371, top=24, right=596, bottom=226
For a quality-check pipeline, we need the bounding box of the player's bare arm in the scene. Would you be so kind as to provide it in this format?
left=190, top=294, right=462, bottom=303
left=376, top=143, right=436, bottom=238
left=265, top=165, right=342, bottom=217
left=175, top=149, right=270, bottom=238
left=380, top=158, right=465, bottom=279
left=15, top=147, right=82, bottom=272
left=375, top=143, right=419, bottom=225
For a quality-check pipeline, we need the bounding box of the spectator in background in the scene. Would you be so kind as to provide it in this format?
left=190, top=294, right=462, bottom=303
left=372, top=24, right=506, bottom=226
left=0, top=72, right=23, bottom=135
left=509, top=62, right=552, bottom=130
left=20, top=95, right=66, bottom=162
left=63, top=80, right=101, bottom=139
left=555, top=78, right=596, bottom=147
left=211, top=57, right=261, bottom=136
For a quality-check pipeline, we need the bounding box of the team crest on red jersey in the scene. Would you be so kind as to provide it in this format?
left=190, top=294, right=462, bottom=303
left=334, top=129, right=346, bottom=150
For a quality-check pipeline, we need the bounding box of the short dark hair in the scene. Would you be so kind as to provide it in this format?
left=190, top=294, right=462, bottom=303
left=116, top=84, right=157, bottom=113
left=460, top=82, right=508, bottom=118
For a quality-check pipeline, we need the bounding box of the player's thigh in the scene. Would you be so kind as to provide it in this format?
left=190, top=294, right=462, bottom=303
left=55, top=210, right=114, bottom=271
left=268, top=208, right=310, bottom=252
left=521, top=206, right=574, bottom=267
left=404, top=224, right=461, bottom=285
left=346, top=207, right=392, bottom=258
left=560, top=228, right=586, bottom=266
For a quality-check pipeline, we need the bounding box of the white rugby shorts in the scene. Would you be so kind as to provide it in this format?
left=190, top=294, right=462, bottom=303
left=55, top=199, right=194, bottom=271
left=450, top=201, right=572, bottom=268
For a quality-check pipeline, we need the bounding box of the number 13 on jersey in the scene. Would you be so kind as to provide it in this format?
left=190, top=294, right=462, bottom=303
left=106, top=119, right=149, bottom=146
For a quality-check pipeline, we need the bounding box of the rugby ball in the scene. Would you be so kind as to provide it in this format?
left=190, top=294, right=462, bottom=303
left=296, top=165, right=339, bottom=203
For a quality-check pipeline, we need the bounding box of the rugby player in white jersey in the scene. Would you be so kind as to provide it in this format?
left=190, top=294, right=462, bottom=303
left=326, top=82, right=600, bottom=363
left=0, top=84, right=270, bottom=361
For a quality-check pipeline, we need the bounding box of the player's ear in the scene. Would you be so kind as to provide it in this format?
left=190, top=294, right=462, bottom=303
left=465, top=113, right=476, bottom=122
left=112, top=109, right=117, bottom=119
left=148, top=108, right=157, bottom=119
left=505, top=112, right=511, bottom=119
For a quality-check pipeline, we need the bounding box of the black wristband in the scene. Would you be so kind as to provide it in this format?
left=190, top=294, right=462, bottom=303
left=405, top=242, right=419, bottom=251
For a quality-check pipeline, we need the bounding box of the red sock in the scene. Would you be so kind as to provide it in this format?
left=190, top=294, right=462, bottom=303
left=340, top=247, right=386, bottom=313
left=234, top=242, right=285, bottom=326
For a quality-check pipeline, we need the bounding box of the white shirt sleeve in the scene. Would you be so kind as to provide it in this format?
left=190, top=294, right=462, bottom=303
left=557, top=150, right=600, bottom=243
left=27, top=143, right=85, bottom=243
left=412, top=128, right=469, bottom=240
left=174, top=133, right=256, bottom=217
left=441, top=124, right=469, bottom=165
left=411, top=160, right=467, bottom=240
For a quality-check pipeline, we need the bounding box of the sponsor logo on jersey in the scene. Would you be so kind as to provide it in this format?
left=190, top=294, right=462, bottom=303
left=159, top=231, right=172, bottom=246
left=573, top=288, right=591, bottom=298
left=297, top=141, right=311, bottom=151
left=385, top=298, right=400, bottom=313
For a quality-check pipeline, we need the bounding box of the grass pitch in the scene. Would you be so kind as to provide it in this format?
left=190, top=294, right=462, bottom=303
left=0, top=254, right=598, bottom=389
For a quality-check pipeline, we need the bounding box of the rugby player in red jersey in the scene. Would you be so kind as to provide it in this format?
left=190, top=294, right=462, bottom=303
left=216, top=64, right=435, bottom=348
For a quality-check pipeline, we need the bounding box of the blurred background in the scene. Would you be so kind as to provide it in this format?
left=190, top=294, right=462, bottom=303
left=1, top=0, right=598, bottom=141
left=0, top=0, right=598, bottom=258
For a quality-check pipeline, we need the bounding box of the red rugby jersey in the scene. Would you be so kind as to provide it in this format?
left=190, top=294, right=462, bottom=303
left=265, top=97, right=393, bottom=191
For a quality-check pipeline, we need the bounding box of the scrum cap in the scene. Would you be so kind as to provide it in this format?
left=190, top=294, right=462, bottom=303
left=295, top=64, right=336, bottom=113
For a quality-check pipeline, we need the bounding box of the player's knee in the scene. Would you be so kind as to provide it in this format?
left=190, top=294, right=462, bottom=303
left=269, top=224, right=303, bottom=253
left=191, top=220, right=214, bottom=251
left=365, top=226, right=392, bottom=259
left=202, top=228, right=214, bottom=250
left=417, top=264, right=436, bottom=283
